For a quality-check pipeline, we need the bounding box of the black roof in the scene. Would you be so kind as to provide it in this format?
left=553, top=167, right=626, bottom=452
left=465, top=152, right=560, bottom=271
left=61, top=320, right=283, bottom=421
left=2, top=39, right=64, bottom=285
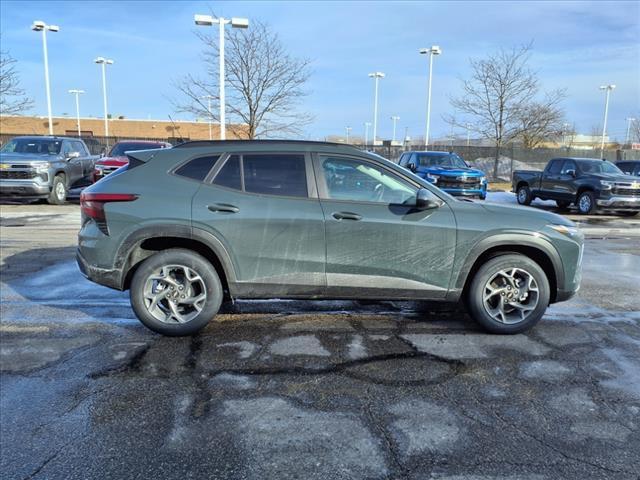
left=550, top=157, right=607, bottom=162
left=173, top=140, right=361, bottom=150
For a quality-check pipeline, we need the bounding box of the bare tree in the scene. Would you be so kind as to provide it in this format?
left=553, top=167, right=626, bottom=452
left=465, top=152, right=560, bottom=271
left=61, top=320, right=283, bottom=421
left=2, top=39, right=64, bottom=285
left=0, top=46, right=32, bottom=115
left=516, top=90, right=566, bottom=149
left=447, top=44, right=565, bottom=178
left=173, top=20, right=312, bottom=139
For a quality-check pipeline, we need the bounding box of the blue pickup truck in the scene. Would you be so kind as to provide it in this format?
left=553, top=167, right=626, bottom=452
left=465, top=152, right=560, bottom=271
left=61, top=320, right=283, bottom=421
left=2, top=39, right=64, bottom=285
left=398, top=151, right=487, bottom=199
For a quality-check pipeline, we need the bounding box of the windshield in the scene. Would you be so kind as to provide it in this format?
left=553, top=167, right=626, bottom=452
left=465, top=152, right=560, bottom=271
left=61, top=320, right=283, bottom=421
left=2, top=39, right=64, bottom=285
left=417, top=153, right=467, bottom=168
left=108, top=142, right=166, bottom=157
left=0, top=138, right=62, bottom=155
left=579, top=160, right=624, bottom=175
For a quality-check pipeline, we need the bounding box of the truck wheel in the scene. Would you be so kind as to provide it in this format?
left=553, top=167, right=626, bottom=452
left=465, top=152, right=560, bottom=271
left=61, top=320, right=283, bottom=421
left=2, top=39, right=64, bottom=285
left=577, top=191, right=595, bottom=214
left=466, top=254, right=550, bottom=334
left=47, top=174, right=67, bottom=205
left=556, top=200, right=571, bottom=210
left=516, top=185, right=532, bottom=205
left=130, top=248, right=223, bottom=336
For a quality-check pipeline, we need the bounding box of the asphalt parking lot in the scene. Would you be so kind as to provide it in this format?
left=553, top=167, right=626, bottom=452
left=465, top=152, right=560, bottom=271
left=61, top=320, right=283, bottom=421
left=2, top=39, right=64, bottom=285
left=1, top=194, right=639, bottom=480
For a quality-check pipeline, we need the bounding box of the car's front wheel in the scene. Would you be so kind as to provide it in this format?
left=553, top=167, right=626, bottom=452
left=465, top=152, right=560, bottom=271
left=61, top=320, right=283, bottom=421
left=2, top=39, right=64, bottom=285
left=130, top=248, right=223, bottom=336
left=47, top=174, right=67, bottom=205
left=467, top=254, right=550, bottom=334
left=577, top=191, right=596, bottom=214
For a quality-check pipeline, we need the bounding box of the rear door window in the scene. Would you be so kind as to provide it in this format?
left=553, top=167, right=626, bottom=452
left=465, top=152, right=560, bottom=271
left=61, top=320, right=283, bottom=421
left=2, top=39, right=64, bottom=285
left=242, top=154, right=308, bottom=197
left=174, top=155, right=220, bottom=181
left=213, top=155, right=242, bottom=190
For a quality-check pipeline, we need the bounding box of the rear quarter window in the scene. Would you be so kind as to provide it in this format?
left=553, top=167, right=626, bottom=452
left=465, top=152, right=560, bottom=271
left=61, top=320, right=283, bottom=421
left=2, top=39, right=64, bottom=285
left=174, top=155, right=220, bottom=181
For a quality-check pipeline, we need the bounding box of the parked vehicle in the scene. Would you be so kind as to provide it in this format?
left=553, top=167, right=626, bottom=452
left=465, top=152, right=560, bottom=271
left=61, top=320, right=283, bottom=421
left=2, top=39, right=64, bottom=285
left=0, top=136, right=98, bottom=204
left=78, top=140, right=583, bottom=336
left=398, top=151, right=487, bottom=199
left=513, top=157, right=640, bottom=216
left=616, top=160, right=640, bottom=177
left=93, top=140, right=172, bottom=182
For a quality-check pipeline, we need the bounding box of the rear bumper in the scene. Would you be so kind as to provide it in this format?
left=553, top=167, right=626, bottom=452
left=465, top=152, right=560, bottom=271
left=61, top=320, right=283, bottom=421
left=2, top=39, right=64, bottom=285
left=596, top=196, right=640, bottom=209
left=76, top=248, right=123, bottom=290
left=0, top=180, right=50, bottom=197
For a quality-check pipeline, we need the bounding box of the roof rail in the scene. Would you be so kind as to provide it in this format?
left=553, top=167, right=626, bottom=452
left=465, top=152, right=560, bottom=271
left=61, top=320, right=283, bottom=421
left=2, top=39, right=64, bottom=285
left=172, top=139, right=361, bottom=149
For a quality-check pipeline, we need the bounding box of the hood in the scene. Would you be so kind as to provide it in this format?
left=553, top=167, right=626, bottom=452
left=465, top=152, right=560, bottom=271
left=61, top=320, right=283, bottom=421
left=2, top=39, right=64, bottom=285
left=0, top=152, right=59, bottom=163
left=96, top=156, right=128, bottom=167
left=480, top=201, right=574, bottom=227
left=417, top=165, right=485, bottom=177
left=589, top=172, right=639, bottom=183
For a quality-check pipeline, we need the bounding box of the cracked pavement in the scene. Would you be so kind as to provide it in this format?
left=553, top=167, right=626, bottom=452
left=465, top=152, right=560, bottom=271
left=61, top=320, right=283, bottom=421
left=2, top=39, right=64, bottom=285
left=1, top=202, right=639, bottom=480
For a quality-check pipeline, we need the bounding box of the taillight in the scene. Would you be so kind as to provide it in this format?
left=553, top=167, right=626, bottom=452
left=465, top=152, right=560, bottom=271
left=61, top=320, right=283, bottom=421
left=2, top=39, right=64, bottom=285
left=80, top=193, right=138, bottom=234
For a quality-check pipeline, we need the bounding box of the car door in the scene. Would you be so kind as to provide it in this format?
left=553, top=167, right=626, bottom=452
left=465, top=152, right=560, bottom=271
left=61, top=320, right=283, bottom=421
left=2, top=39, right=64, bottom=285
left=557, top=159, right=577, bottom=201
left=191, top=152, right=326, bottom=297
left=72, top=140, right=94, bottom=179
left=62, top=140, right=83, bottom=183
left=540, top=159, right=563, bottom=199
left=313, top=154, right=456, bottom=299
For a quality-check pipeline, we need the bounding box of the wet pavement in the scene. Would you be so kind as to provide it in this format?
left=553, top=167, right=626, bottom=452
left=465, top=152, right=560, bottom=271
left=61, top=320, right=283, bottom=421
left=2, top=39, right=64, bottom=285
left=1, top=199, right=639, bottom=480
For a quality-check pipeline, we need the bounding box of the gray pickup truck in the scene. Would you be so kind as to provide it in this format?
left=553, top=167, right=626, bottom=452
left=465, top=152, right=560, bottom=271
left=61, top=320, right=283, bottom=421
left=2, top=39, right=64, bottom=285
left=0, top=136, right=99, bottom=204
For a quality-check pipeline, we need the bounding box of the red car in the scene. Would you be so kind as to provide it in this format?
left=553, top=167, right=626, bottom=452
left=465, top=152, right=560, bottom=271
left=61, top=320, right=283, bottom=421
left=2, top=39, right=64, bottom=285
left=93, top=140, right=172, bottom=182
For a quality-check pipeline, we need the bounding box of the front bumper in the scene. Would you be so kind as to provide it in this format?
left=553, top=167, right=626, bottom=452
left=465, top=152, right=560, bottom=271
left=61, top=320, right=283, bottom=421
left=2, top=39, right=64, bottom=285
left=440, top=187, right=487, bottom=198
left=596, top=196, right=640, bottom=210
left=0, top=180, right=50, bottom=197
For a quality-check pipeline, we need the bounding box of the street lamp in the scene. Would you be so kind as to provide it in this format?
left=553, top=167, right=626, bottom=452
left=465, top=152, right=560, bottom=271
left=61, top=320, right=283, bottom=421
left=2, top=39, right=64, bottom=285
left=195, top=14, right=249, bottom=140
left=465, top=123, right=472, bottom=147
left=391, top=116, right=400, bottom=143
left=364, top=122, right=371, bottom=148
left=368, top=72, right=385, bottom=146
left=94, top=57, right=114, bottom=142
left=201, top=95, right=215, bottom=140
left=599, top=84, right=615, bottom=158
left=625, top=117, right=636, bottom=145
left=419, top=45, right=441, bottom=148
left=68, top=89, right=85, bottom=137
left=345, top=126, right=352, bottom=143
left=31, top=21, right=59, bottom=135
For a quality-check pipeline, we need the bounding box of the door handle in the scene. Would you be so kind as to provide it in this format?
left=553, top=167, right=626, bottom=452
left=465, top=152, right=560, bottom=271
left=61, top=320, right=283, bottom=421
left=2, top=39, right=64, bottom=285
left=208, top=203, right=239, bottom=214
left=332, top=211, right=362, bottom=221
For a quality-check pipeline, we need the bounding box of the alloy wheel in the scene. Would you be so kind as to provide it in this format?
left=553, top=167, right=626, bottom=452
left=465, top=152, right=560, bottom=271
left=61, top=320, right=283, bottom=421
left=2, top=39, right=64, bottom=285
left=55, top=181, right=66, bottom=200
left=579, top=194, right=591, bottom=213
left=142, top=264, right=207, bottom=324
left=482, top=268, right=539, bottom=324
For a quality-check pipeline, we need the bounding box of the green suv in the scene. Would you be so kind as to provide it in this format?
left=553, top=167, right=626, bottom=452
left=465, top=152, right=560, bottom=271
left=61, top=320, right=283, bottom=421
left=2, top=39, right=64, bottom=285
left=77, top=141, right=583, bottom=336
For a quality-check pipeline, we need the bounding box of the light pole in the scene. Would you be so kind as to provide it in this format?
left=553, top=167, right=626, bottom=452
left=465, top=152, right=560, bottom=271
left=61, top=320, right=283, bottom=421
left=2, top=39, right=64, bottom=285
left=94, top=57, right=114, bottom=142
left=391, top=116, right=400, bottom=143
left=465, top=123, right=472, bottom=147
left=419, top=45, right=441, bottom=148
left=202, top=95, right=215, bottom=140
left=364, top=122, right=371, bottom=148
left=368, top=72, right=385, bottom=146
left=31, top=21, right=59, bottom=135
left=345, top=126, right=352, bottom=143
left=195, top=14, right=249, bottom=140
left=625, top=117, right=636, bottom=145
left=68, top=89, right=85, bottom=137
left=599, top=84, right=616, bottom=158
left=562, top=122, right=571, bottom=148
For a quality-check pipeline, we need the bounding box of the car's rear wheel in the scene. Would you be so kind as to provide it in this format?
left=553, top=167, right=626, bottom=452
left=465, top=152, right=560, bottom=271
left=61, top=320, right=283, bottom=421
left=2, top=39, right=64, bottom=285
left=47, top=174, right=67, bottom=205
left=516, top=185, right=532, bottom=205
left=467, top=254, right=550, bottom=334
left=556, top=200, right=571, bottom=210
left=130, top=248, right=223, bottom=336
left=577, top=191, right=596, bottom=214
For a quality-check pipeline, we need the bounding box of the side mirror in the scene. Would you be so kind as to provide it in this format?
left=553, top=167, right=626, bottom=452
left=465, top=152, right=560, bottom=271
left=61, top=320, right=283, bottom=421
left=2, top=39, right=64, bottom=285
left=566, top=169, right=576, bottom=177
left=66, top=151, right=80, bottom=160
left=407, top=162, right=417, bottom=172
left=416, top=188, right=443, bottom=210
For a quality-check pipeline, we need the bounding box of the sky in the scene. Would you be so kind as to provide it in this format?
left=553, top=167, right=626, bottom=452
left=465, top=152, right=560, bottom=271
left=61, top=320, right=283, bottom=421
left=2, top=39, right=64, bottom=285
left=1, top=0, right=639, bottom=141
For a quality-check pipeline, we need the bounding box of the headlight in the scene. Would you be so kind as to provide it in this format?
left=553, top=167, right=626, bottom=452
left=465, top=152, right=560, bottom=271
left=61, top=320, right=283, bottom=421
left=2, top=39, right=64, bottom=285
left=479, top=176, right=486, bottom=183
left=600, top=180, right=614, bottom=190
left=426, top=173, right=439, bottom=184
left=32, top=161, right=50, bottom=173
left=549, top=224, right=580, bottom=237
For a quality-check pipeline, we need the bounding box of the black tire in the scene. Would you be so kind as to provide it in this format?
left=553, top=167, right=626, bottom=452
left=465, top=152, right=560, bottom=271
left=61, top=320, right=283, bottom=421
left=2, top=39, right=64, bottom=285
left=576, top=191, right=596, bottom=215
left=615, top=211, right=638, bottom=217
left=466, top=254, right=550, bottom=334
left=47, top=174, right=67, bottom=205
left=556, top=200, right=571, bottom=210
left=516, top=185, right=532, bottom=205
left=130, top=248, right=223, bottom=336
